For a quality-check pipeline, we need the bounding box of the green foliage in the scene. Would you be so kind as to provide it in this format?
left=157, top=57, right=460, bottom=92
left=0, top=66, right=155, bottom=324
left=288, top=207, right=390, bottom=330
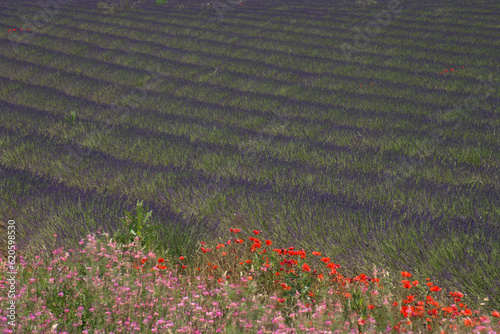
left=112, top=200, right=158, bottom=254
left=341, top=286, right=370, bottom=331
left=64, top=110, right=77, bottom=125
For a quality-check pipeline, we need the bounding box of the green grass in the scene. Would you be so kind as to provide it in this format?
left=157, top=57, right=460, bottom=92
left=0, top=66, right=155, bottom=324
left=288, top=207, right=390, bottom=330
left=0, top=0, right=499, bottom=332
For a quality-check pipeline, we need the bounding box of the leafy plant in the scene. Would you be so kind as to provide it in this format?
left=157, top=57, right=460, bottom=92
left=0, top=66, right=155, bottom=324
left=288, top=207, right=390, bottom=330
left=155, top=0, right=167, bottom=4
left=64, top=110, right=77, bottom=125
left=112, top=200, right=158, bottom=254
left=340, top=286, right=372, bottom=332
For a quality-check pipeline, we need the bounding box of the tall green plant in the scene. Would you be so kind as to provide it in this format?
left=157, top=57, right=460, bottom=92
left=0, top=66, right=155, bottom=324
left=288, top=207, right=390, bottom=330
left=64, top=110, right=77, bottom=125
left=112, top=200, right=158, bottom=254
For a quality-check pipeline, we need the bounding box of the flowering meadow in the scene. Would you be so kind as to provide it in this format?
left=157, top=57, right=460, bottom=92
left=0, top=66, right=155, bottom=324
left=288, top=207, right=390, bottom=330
left=1, top=222, right=499, bottom=333
left=1, top=0, right=499, bottom=332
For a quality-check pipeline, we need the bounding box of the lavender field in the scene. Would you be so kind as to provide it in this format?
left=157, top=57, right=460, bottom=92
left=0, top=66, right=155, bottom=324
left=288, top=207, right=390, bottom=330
left=1, top=0, right=499, bottom=327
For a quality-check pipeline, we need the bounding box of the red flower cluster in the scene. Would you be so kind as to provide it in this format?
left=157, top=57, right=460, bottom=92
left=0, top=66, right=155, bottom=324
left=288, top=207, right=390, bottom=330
left=6, top=28, right=31, bottom=33
left=439, top=66, right=465, bottom=75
